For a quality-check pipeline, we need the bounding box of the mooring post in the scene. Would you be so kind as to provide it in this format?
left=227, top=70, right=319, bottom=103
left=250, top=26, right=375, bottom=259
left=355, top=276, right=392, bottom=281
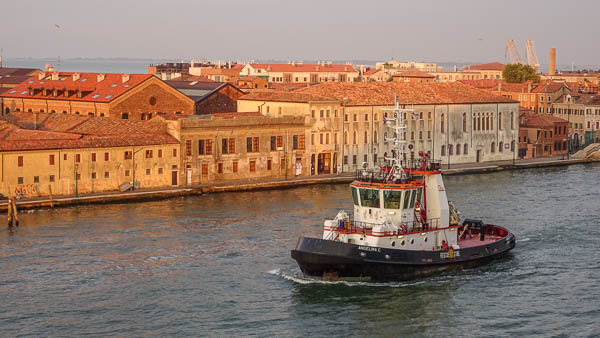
left=12, top=199, right=19, bottom=227
left=7, top=198, right=13, bottom=227
left=49, top=184, right=54, bottom=208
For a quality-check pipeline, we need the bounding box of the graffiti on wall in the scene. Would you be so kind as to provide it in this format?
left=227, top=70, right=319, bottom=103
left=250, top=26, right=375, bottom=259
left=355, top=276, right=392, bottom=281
left=14, top=184, right=40, bottom=198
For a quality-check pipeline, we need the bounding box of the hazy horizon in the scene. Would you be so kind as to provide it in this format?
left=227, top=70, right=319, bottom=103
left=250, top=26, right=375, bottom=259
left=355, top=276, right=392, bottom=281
left=1, top=0, right=598, bottom=69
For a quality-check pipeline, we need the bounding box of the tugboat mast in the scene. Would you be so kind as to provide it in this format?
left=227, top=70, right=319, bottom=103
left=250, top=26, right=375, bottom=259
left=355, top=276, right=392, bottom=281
left=382, top=96, right=413, bottom=182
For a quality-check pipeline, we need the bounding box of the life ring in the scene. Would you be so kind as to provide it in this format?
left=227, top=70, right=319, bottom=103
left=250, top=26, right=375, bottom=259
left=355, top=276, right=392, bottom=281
left=399, top=223, right=407, bottom=233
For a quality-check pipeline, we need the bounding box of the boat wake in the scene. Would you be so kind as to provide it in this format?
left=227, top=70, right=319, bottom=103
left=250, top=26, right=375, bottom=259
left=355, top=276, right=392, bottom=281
left=267, top=268, right=427, bottom=288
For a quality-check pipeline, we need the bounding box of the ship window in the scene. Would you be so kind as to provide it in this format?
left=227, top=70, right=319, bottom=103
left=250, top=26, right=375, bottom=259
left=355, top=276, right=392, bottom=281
left=416, top=187, right=423, bottom=205
left=359, top=188, right=380, bottom=208
left=409, top=190, right=417, bottom=208
left=351, top=187, right=360, bottom=206
left=383, top=190, right=402, bottom=209
left=403, top=189, right=413, bottom=209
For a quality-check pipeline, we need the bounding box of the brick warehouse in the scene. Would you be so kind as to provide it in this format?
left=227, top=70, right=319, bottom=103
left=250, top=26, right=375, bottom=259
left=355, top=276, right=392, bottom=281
left=0, top=72, right=195, bottom=120
left=166, top=80, right=246, bottom=114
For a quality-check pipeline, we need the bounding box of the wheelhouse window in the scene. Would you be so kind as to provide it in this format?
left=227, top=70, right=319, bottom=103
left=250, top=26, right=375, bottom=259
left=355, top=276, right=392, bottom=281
left=383, top=190, right=402, bottom=209
left=351, top=187, right=360, bottom=206
left=359, top=188, right=380, bottom=208
left=403, top=189, right=417, bottom=209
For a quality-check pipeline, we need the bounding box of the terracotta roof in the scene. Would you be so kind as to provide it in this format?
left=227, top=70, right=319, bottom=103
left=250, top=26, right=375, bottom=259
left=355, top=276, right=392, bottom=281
left=247, top=63, right=358, bottom=73
left=0, top=68, right=40, bottom=77
left=0, top=75, right=30, bottom=85
left=294, top=82, right=518, bottom=106
left=0, top=72, right=153, bottom=103
left=363, top=69, right=380, bottom=76
left=464, top=62, right=505, bottom=71
left=575, top=94, right=600, bottom=105
left=239, top=90, right=336, bottom=103
left=532, top=80, right=565, bottom=93
left=521, top=113, right=567, bottom=128
left=0, top=112, right=167, bottom=135
left=393, top=70, right=435, bottom=78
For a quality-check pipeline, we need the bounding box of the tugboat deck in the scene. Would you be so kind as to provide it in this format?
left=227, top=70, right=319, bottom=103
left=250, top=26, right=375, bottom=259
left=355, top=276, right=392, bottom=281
left=457, top=236, right=503, bottom=248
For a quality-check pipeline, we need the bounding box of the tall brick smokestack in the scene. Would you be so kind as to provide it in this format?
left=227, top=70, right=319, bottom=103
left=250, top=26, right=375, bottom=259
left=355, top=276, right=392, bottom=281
left=549, top=48, right=556, bottom=75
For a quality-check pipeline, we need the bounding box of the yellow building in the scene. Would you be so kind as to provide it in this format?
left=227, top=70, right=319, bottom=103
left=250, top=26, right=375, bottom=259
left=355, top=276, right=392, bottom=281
left=0, top=113, right=180, bottom=198
left=161, top=112, right=311, bottom=185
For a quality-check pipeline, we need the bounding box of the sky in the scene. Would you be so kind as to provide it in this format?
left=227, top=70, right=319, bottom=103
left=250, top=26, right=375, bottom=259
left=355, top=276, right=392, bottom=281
left=1, top=0, right=598, bottom=67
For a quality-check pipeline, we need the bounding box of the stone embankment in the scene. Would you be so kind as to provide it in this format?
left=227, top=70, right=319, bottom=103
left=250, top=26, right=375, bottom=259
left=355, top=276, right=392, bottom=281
left=1, top=157, right=596, bottom=212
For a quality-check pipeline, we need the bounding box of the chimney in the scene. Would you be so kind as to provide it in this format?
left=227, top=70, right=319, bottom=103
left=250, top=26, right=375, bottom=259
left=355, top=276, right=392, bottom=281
left=549, top=48, right=556, bottom=76
left=97, top=73, right=105, bottom=82
left=73, top=73, right=81, bottom=81
left=47, top=66, right=54, bottom=72
left=527, top=82, right=532, bottom=93
left=122, top=74, right=130, bottom=83
left=51, top=72, right=59, bottom=80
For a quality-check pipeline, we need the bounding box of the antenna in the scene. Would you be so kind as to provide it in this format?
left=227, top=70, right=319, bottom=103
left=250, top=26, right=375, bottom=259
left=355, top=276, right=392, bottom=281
left=381, top=95, right=412, bottom=181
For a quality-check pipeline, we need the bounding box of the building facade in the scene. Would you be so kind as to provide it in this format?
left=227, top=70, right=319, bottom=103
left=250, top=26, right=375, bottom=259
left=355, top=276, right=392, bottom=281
left=238, top=82, right=520, bottom=173
left=240, top=62, right=359, bottom=84
left=0, top=72, right=195, bottom=119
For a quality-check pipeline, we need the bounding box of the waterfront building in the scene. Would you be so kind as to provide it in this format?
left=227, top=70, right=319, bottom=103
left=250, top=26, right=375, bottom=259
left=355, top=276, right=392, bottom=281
left=0, top=112, right=180, bottom=198
left=240, top=62, right=359, bottom=84
left=518, top=109, right=568, bottom=159
left=362, top=68, right=391, bottom=82
left=238, top=82, right=520, bottom=173
left=0, top=72, right=195, bottom=119
left=543, top=72, right=600, bottom=88
left=430, top=71, right=482, bottom=82
left=0, top=67, right=43, bottom=116
left=462, top=62, right=505, bottom=80
left=165, top=80, right=245, bottom=114
left=162, top=113, right=310, bottom=185
left=391, top=70, right=435, bottom=83
left=375, top=61, right=439, bottom=73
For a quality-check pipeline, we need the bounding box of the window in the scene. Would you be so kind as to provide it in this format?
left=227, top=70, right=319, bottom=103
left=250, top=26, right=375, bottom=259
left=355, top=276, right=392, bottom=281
left=91, top=153, right=96, bottom=162
left=33, top=176, right=39, bottom=183
left=511, top=111, right=515, bottom=129
left=233, top=161, right=238, bottom=173
left=359, top=188, right=380, bottom=208
left=125, top=170, right=130, bottom=177
left=293, top=135, right=305, bottom=150
left=384, top=190, right=402, bottom=209
left=353, top=114, right=357, bottom=122
left=462, top=113, right=466, bottom=132
left=104, top=171, right=110, bottom=178
left=344, top=156, right=348, bottom=165
left=464, top=144, right=468, bottom=155
left=186, top=140, right=192, bottom=156
left=173, top=148, right=177, bottom=157
left=449, top=144, right=454, bottom=155
left=18, top=177, right=23, bottom=184
left=364, top=131, right=368, bottom=144
left=64, top=154, right=68, bottom=161
left=146, top=169, right=151, bottom=176
left=499, top=141, right=504, bottom=152
left=124, top=151, right=132, bottom=160
left=18, top=156, right=23, bottom=167
left=353, top=131, right=357, bottom=144
left=491, top=142, right=496, bottom=153
left=280, top=158, right=285, bottom=169
left=441, top=113, right=445, bottom=132
left=49, top=154, right=55, bottom=165
left=335, top=110, right=339, bottom=117
left=104, top=152, right=109, bottom=161
left=456, top=144, right=461, bottom=155
left=249, top=160, right=256, bottom=172
left=158, top=168, right=163, bottom=175
left=158, top=149, right=162, bottom=158
left=441, top=145, right=446, bottom=156
left=344, top=131, right=348, bottom=144
left=122, top=113, right=129, bottom=119
left=49, top=175, right=55, bottom=182
left=499, top=112, right=502, bottom=130
left=364, top=113, right=369, bottom=121
left=311, top=110, right=315, bottom=118
left=247, top=137, right=259, bottom=152
left=145, top=150, right=153, bottom=158
left=267, top=159, right=272, bottom=170
left=320, top=110, right=324, bottom=118
left=320, top=133, right=324, bottom=145
left=352, top=155, right=357, bottom=165
left=344, top=114, right=348, bottom=122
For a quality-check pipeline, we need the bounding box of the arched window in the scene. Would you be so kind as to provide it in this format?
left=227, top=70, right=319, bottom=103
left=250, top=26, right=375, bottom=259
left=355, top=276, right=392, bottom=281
left=441, top=113, right=445, bottom=132
left=353, top=131, right=357, bottom=144
left=499, top=141, right=504, bottom=152
left=511, top=140, right=515, bottom=151
left=464, top=144, right=468, bottom=155
left=448, top=144, right=454, bottom=155
left=498, top=112, right=502, bottom=130
left=344, top=131, right=348, bottom=145
left=28, top=109, right=33, bottom=112
left=364, top=131, right=368, bottom=144
left=441, top=145, right=446, bottom=156
left=456, top=144, right=461, bottom=155
left=462, top=113, right=467, bottom=132
left=373, top=131, right=378, bottom=144
left=486, top=116, right=490, bottom=130
left=473, top=117, right=477, bottom=131
left=491, top=142, right=496, bottom=153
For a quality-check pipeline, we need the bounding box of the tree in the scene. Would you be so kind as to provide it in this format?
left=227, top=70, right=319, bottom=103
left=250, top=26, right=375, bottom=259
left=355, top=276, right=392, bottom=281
left=503, top=64, right=541, bottom=83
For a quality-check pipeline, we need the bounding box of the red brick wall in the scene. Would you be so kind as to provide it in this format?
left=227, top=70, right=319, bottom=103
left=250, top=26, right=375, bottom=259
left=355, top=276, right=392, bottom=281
left=195, top=85, right=244, bottom=115
left=110, top=82, right=194, bottom=120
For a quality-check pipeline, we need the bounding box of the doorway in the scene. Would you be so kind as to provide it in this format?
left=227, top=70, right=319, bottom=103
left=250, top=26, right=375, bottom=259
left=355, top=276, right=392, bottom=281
left=476, top=150, right=481, bottom=163
left=171, top=171, right=178, bottom=186
left=317, top=153, right=331, bottom=174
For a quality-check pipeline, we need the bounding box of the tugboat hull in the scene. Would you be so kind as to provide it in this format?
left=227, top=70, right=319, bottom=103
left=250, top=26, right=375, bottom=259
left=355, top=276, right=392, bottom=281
left=291, top=232, right=516, bottom=281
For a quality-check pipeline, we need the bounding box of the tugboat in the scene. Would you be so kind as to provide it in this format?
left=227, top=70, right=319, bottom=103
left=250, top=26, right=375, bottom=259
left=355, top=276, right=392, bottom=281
left=291, top=99, right=516, bottom=281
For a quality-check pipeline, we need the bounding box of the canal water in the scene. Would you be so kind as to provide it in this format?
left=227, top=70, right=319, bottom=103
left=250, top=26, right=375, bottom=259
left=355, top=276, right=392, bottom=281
left=1, top=164, right=599, bottom=337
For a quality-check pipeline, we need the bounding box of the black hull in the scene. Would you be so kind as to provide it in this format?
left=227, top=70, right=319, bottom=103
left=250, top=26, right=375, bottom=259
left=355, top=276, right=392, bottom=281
left=291, top=233, right=516, bottom=281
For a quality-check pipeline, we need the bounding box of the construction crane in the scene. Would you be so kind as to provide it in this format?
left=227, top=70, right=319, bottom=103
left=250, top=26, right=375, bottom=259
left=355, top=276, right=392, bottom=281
left=525, top=40, right=540, bottom=71
left=505, top=40, right=523, bottom=64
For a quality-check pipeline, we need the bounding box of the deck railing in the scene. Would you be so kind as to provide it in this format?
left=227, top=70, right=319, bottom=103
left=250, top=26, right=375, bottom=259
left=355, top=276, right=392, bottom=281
left=326, top=218, right=442, bottom=236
